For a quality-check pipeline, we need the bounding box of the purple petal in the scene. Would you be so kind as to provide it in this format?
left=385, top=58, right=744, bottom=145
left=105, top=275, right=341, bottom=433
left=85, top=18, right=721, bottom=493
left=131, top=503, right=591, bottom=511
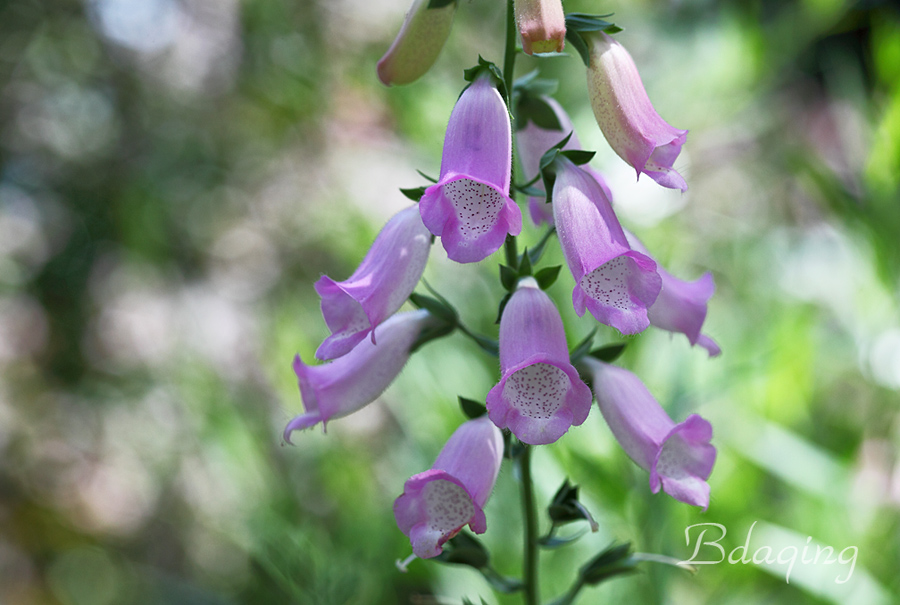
left=284, top=310, right=435, bottom=442
left=419, top=75, right=521, bottom=262
left=650, top=415, right=716, bottom=511
left=583, top=358, right=715, bottom=508
left=553, top=159, right=660, bottom=334
left=315, top=205, right=431, bottom=360
left=394, top=417, right=503, bottom=558
left=486, top=279, right=592, bottom=444
left=624, top=230, right=720, bottom=355
left=586, top=32, right=688, bottom=191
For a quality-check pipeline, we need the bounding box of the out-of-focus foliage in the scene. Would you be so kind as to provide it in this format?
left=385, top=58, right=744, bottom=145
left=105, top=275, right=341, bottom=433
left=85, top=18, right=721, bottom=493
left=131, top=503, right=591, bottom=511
left=0, top=0, right=898, bottom=604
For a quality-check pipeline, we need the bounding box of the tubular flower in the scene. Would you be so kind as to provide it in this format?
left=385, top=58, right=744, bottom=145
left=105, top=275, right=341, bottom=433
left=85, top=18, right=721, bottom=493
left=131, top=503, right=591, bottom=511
left=586, top=32, right=688, bottom=191
left=624, top=231, right=721, bottom=357
left=314, top=205, right=431, bottom=361
left=516, top=96, right=613, bottom=226
left=394, top=415, right=504, bottom=559
left=486, top=277, right=592, bottom=444
left=581, top=358, right=716, bottom=509
left=515, top=0, right=565, bottom=55
left=284, top=310, right=436, bottom=442
left=552, top=157, right=661, bottom=334
left=419, top=74, right=522, bottom=263
left=377, top=0, right=457, bottom=86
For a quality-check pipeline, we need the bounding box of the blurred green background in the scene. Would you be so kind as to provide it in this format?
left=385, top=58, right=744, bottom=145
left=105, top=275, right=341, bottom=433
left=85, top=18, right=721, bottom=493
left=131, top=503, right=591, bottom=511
left=1, top=0, right=899, bottom=603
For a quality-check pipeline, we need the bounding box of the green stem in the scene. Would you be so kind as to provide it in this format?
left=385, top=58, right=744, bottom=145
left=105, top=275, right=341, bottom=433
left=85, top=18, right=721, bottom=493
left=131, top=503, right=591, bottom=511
left=503, top=0, right=519, bottom=269
left=518, top=443, right=539, bottom=605
left=503, top=0, right=517, bottom=103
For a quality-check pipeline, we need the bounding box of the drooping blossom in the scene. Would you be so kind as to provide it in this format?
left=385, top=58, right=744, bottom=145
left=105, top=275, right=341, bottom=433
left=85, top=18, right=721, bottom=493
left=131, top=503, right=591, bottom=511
left=624, top=230, right=721, bottom=356
left=394, top=415, right=504, bottom=559
left=515, top=0, right=565, bottom=55
left=516, top=96, right=613, bottom=226
left=486, top=277, right=592, bottom=444
left=552, top=157, right=661, bottom=334
left=581, top=357, right=716, bottom=509
left=419, top=73, right=522, bottom=263
left=586, top=32, right=688, bottom=191
left=315, top=205, right=431, bottom=361
left=284, top=310, right=436, bottom=443
left=377, top=0, right=457, bottom=86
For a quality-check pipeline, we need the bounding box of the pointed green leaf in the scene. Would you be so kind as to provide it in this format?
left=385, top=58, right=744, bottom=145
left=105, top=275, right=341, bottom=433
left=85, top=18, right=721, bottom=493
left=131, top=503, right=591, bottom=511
left=569, top=328, right=597, bottom=364
left=459, top=396, right=487, bottom=419
left=528, top=227, right=557, bottom=265
left=495, top=291, right=512, bottom=324
left=516, top=95, right=563, bottom=131
left=435, top=531, right=490, bottom=569
left=513, top=70, right=559, bottom=97
left=416, top=169, right=438, bottom=183
left=481, top=568, right=524, bottom=594
left=470, top=334, right=499, bottom=357
left=500, top=264, right=518, bottom=291
left=409, top=324, right=455, bottom=353
left=561, top=149, right=596, bottom=165
left=588, top=343, right=627, bottom=363
left=409, top=292, right=457, bottom=325
left=534, top=265, right=561, bottom=290
left=565, top=30, right=591, bottom=66
left=517, top=248, right=533, bottom=277
left=400, top=186, right=428, bottom=202
left=516, top=184, right=545, bottom=197
left=538, top=529, right=588, bottom=549
left=565, top=13, right=617, bottom=32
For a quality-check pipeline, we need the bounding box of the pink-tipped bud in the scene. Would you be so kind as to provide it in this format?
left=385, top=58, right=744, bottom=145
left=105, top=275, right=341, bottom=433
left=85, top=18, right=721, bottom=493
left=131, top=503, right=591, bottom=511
left=515, top=0, right=566, bottom=55
left=377, top=0, right=457, bottom=86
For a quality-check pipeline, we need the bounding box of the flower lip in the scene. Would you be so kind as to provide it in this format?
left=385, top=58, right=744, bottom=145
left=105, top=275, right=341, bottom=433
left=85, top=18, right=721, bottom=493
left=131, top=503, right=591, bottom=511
left=421, top=174, right=521, bottom=263
left=582, top=357, right=716, bottom=509
left=394, top=416, right=502, bottom=559
left=492, top=355, right=584, bottom=445
left=394, top=469, right=485, bottom=558
left=650, top=414, right=716, bottom=511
